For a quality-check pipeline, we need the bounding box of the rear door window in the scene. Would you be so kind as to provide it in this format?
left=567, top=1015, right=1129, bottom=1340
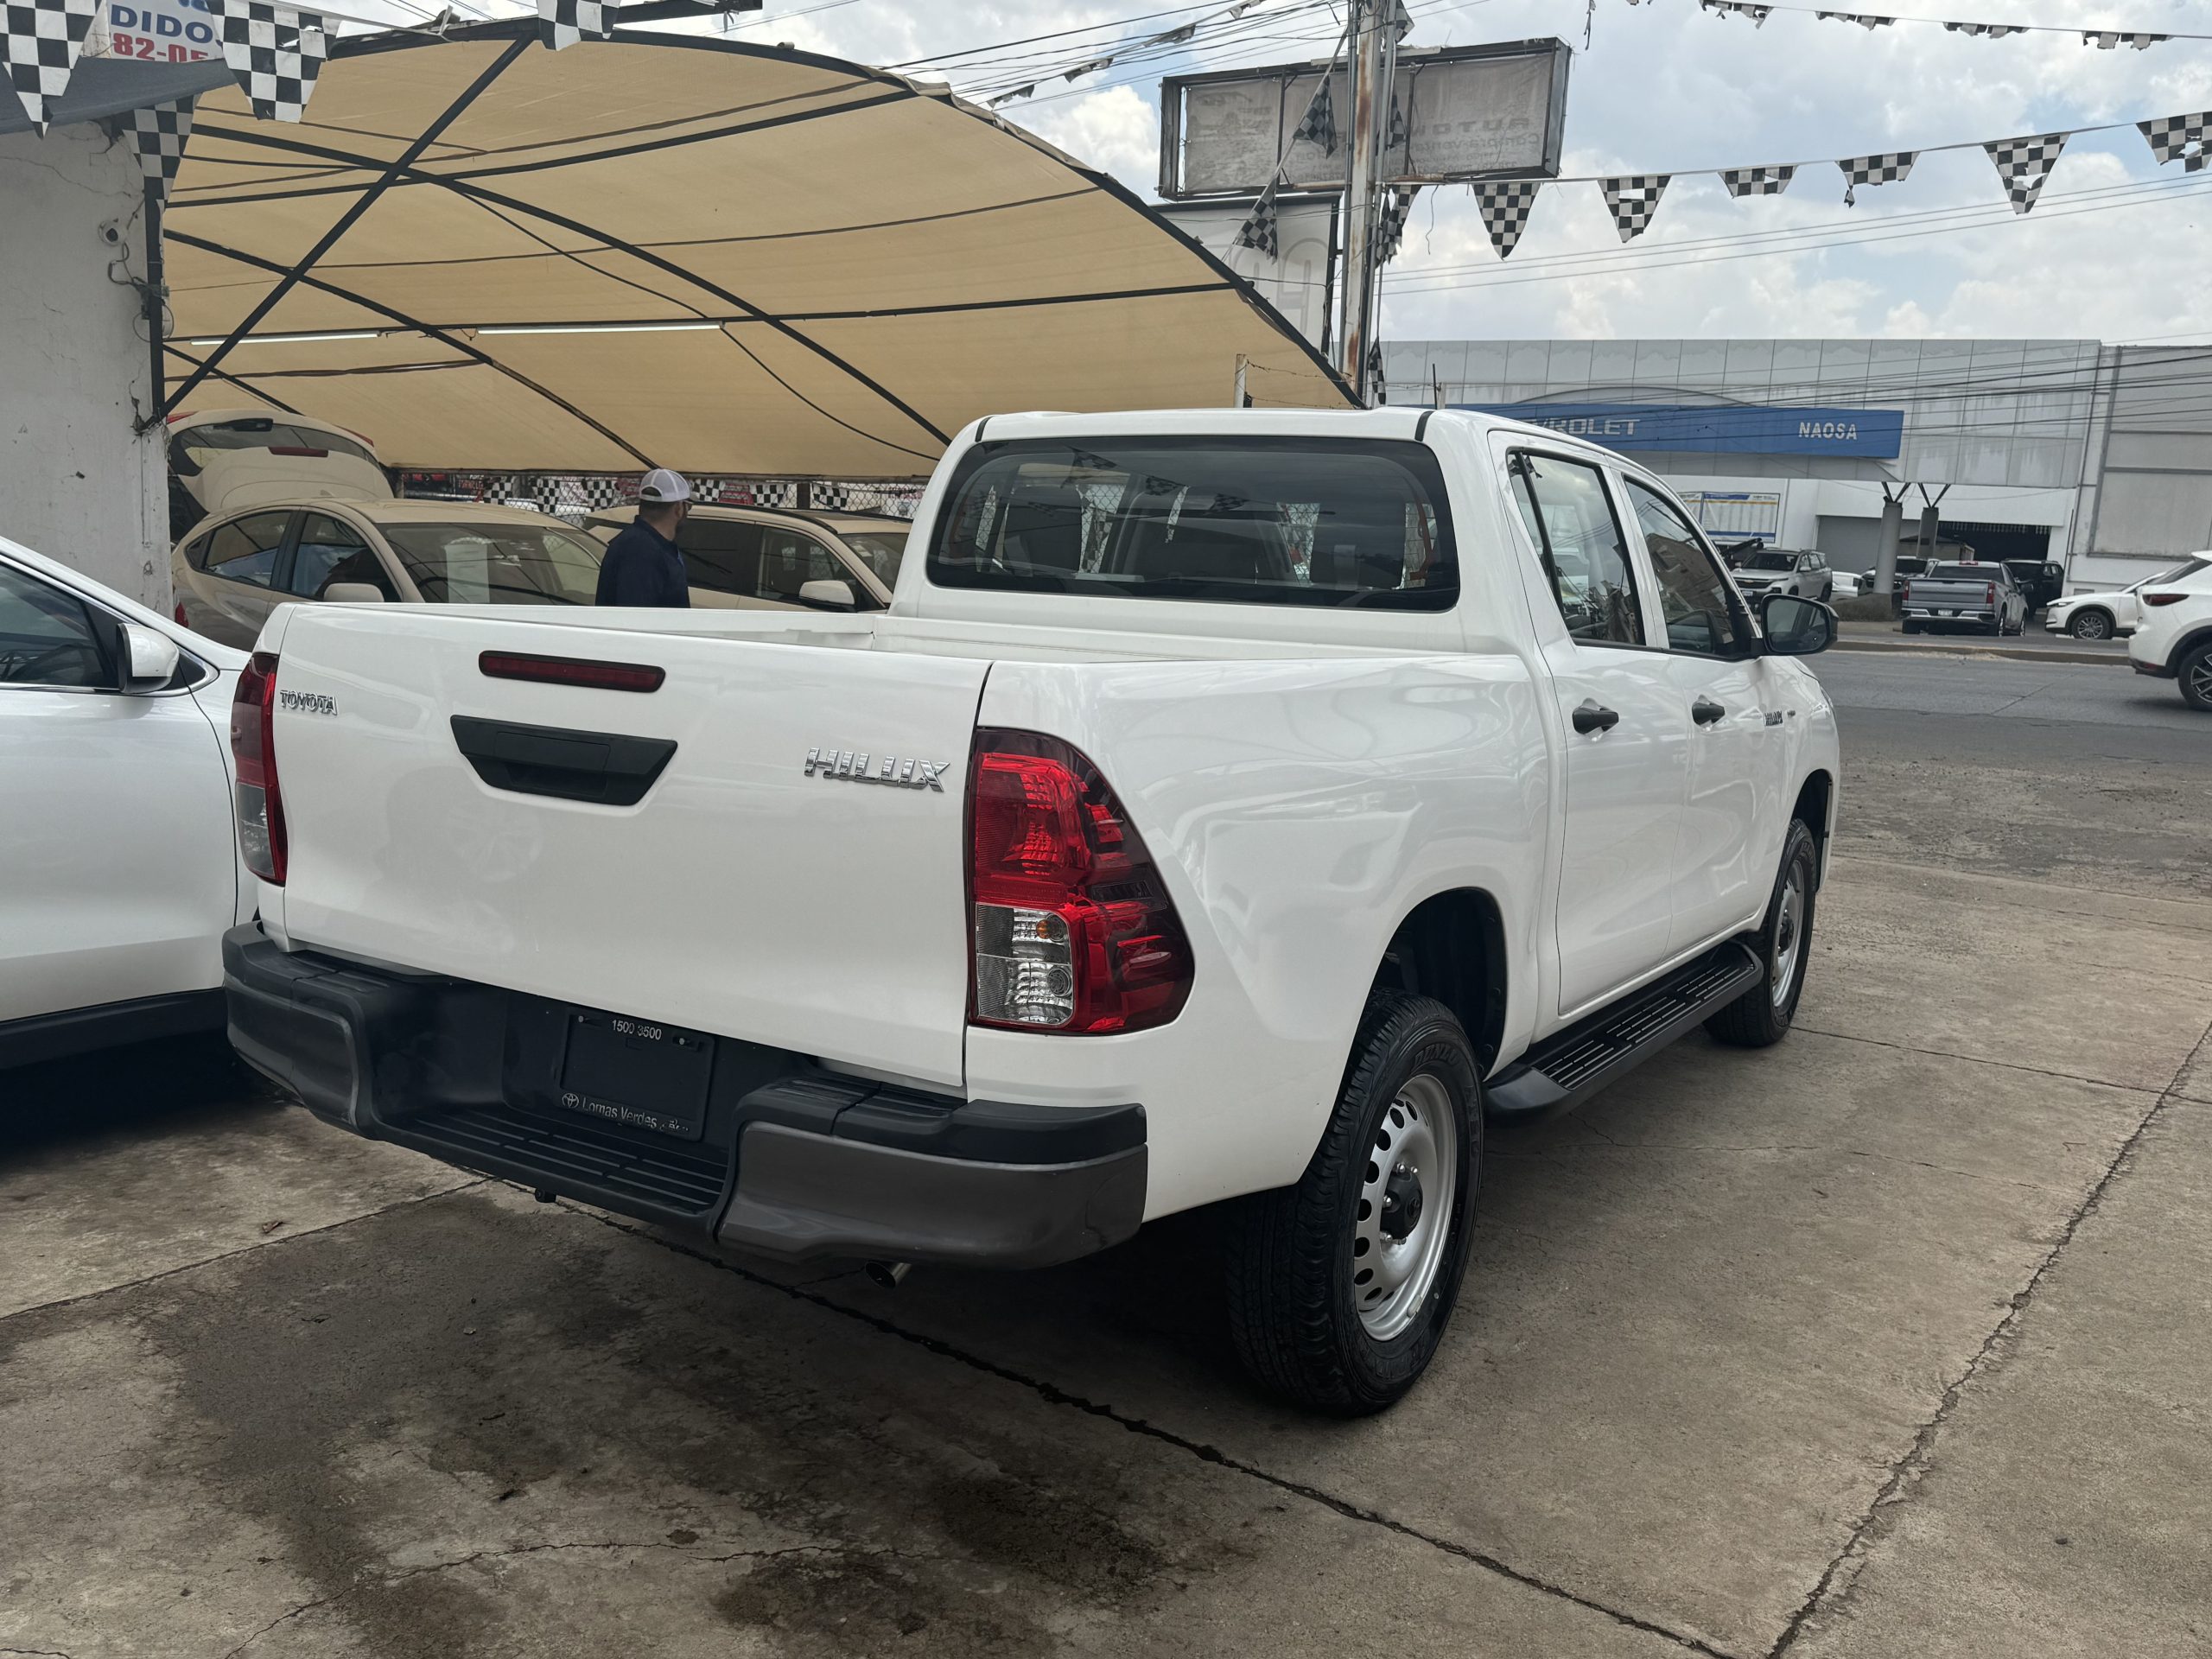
left=1508, top=453, right=1643, bottom=645
left=289, top=514, right=397, bottom=600
left=202, top=512, right=293, bottom=588
left=928, top=439, right=1455, bottom=610
left=759, top=527, right=874, bottom=607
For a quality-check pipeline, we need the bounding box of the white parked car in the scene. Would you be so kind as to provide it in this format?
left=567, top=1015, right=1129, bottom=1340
left=582, top=505, right=910, bottom=613
left=165, top=408, right=391, bottom=543
left=2047, top=556, right=2210, bottom=640
left=2126, top=563, right=2212, bottom=711
left=219, top=409, right=1840, bottom=1413
left=0, top=538, right=251, bottom=1069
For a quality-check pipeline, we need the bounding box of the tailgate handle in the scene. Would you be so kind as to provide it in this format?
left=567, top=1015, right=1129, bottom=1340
left=450, top=715, right=675, bottom=807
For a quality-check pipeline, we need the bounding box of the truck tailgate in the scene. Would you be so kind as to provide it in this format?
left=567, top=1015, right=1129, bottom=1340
left=265, top=607, right=986, bottom=1088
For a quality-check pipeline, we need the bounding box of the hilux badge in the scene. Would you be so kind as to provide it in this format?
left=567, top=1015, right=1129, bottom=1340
left=804, top=747, right=950, bottom=791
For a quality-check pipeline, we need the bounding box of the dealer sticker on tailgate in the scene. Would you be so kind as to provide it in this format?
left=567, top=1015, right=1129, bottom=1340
left=557, top=1011, right=714, bottom=1141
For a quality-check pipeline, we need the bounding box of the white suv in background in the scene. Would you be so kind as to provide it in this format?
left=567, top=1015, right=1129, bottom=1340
left=2127, top=563, right=2212, bottom=711
left=2047, top=556, right=2210, bottom=640
left=1729, top=549, right=1833, bottom=603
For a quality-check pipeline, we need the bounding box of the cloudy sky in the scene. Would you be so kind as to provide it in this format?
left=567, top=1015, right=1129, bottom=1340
left=357, top=0, right=2212, bottom=344
left=726, top=0, right=2212, bottom=346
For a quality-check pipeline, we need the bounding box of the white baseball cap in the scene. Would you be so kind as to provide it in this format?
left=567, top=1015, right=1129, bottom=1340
left=638, top=467, right=692, bottom=505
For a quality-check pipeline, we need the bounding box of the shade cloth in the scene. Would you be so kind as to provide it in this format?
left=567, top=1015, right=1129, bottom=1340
left=162, top=22, right=1353, bottom=477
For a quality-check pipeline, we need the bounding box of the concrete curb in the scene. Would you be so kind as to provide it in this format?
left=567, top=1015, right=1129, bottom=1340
left=1832, top=638, right=2126, bottom=669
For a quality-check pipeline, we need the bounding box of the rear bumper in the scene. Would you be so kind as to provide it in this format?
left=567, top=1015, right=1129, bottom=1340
left=2132, top=656, right=2173, bottom=678
left=222, top=925, right=1145, bottom=1268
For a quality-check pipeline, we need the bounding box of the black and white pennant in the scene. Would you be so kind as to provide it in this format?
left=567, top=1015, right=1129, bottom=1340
left=1376, top=184, right=1416, bottom=262
left=1815, top=10, right=1892, bottom=28
left=1294, top=74, right=1337, bottom=155
left=1472, top=179, right=1541, bottom=258
left=1700, top=0, right=1773, bottom=22
left=221, top=1, right=328, bottom=123
left=127, top=97, right=195, bottom=203
left=1721, top=164, right=1794, bottom=197
left=1599, top=175, right=1669, bottom=242
left=2083, top=30, right=2165, bottom=49
left=2, top=0, right=97, bottom=132
left=1983, top=131, right=2064, bottom=213
left=1838, top=149, right=1915, bottom=205
left=1231, top=188, right=1278, bottom=259
left=537, top=0, right=612, bottom=51
left=1943, top=20, right=2020, bottom=35
left=2139, top=110, right=2212, bottom=173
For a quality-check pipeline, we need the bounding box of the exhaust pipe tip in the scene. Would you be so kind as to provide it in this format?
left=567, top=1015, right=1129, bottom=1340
left=865, top=1259, right=912, bottom=1291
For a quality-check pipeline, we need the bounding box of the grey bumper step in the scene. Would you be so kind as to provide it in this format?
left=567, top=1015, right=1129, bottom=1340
left=1487, top=941, right=1764, bottom=1121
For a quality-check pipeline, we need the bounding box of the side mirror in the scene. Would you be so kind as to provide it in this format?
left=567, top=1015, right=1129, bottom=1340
left=322, top=582, right=387, bottom=603
left=797, top=578, right=857, bottom=613
left=1761, top=593, right=1835, bottom=657
left=119, top=622, right=181, bottom=692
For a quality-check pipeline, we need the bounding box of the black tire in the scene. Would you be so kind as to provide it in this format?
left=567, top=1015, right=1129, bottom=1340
left=1226, top=993, right=1481, bottom=1415
left=2180, top=641, right=2212, bottom=712
left=2070, top=610, right=2113, bottom=641
left=1707, top=819, right=1818, bottom=1049
left=1901, top=620, right=1923, bottom=635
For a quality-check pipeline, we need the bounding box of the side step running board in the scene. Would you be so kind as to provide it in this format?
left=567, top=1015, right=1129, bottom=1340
left=1486, top=941, right=1764, bottom=1121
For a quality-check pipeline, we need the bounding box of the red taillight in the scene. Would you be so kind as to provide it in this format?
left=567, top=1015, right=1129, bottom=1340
left=229, top=652, right=286, bottom=884
left=967, top=730, right=1192, bottom=1034
left=1986, top=582, right=1997, bottom=604
left=174, top=601, right=189, bottom=626
left=2144, top=592, right=2188, bottom=607
left=479, top=650, right=664, bottom=692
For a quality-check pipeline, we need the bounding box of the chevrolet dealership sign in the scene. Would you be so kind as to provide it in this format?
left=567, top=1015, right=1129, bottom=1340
left=1471, top=403, right=1905, bottom=458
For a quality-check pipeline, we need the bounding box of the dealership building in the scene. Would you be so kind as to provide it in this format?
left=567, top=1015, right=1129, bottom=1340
left=1382, top=339, right=2212, bottom=594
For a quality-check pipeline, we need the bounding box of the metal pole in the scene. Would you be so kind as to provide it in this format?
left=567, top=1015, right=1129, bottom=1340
left=1872, top=487, right=1904, bottom=596
left=1234, top=353, right=1249, bottom=408
left=1337, top=0, right=1389, bottom=404
left=140, top=177, right=166, bottom=435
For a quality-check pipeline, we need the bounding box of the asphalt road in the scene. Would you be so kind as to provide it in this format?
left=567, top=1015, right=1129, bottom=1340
left=5, top=648, right=2210, bottom=1659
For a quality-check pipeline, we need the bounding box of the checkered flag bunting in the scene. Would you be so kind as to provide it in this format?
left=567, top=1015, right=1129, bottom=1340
left=1599, top=175, right=1669, bottom=242
left=1838, top=150, right=1915, bottom=205
left=1700, top=0, right=1772, bottom=22
left=2084, top=29, right=2164, bottom=49
left=1943, top=20, right=2019, bottom=35
left=220, top=1, right=328, bottom=123
left=1815, top=10, right=1891, bottom=27
left=1, top=0, right=97, bottom=132
left=2139, top=111, right=2212, bottom=172
left=1472, top=179, right=1541, bottom=258
left=1721, top=164, right=1794, bottom=197
left=127, top=97, right=194, bottom=203
left=1376, top=185, right=1416, bottom=263
left=1231, top=188, right=1277, bottom=259
left=1294, top=74, right=1337, bottom=155
left=1983, top=132, right=2064, bottom=214
left=536, top=0, right=613, bottom=51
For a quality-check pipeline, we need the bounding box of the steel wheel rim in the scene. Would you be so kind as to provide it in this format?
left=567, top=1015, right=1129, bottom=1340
left=2188, top=654, right=2212, bottom=706
left=1770, top=865, right=1807, bottom=1008
left=1351, top=1072, right=1459, bottom=1341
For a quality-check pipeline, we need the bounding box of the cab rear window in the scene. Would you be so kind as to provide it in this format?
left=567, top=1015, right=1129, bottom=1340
left=927, top=438, right=1457, bottom=610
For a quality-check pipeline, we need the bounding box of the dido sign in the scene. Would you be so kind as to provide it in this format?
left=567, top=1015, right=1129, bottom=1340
left=1468, top=402, right=1904, bottom=458
left=105, top=0, right=219, bottom=62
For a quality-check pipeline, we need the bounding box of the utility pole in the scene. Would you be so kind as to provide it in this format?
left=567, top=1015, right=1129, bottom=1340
left=1872, top=485, right=1904, bottom=596
left=1337, top=0, right=1391, bottom=405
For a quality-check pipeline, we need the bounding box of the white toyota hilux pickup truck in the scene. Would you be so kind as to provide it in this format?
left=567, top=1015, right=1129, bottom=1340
left=223, top=409, right=1840, bottom=1413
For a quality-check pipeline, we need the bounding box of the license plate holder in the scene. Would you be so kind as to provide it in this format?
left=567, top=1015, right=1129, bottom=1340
left=556, top=1010, right=714, bottom=1141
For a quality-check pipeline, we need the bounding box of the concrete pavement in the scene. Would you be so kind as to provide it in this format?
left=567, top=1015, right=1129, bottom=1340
left=3, top=666, right=2210, bottom=1659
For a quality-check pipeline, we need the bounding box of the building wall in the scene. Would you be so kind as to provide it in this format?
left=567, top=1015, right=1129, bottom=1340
left=0, top=121, right=168, bottom=607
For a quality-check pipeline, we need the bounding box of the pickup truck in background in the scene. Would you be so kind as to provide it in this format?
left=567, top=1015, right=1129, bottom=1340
left=221, top=410, right=1840, bottom=1414
left=1900, top=560, right=2029, bottom=636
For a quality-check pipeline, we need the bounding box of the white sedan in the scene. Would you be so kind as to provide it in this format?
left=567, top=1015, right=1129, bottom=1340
left=0, top=537, right=251, bottom=1069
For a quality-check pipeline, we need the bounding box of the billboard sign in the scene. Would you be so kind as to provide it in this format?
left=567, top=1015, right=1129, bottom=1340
left=1160, top=38, right=1569, bottom=200
left=1156, top=194, right=1338, bottom=353
left=98, top=0, right=221, bottom=63
left=1470, top=402, right=1904, bottom=458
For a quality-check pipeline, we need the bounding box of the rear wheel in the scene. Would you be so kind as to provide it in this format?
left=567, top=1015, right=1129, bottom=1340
left=1226, top=993, right=1480, bottom=1415
left=1707, top=819, right=1818, bottom=1049
left=2070, top=610, right=2113, bottom=640
left=1902, top=620, right=1923, bottom=635
left=2181, top=642, right=2212, bottom=712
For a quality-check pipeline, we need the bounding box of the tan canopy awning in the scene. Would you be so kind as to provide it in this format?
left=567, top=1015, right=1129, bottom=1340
left=161, top=23, right=1353, bottom=479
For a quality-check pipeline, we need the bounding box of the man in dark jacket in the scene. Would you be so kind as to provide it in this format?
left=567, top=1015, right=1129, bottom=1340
left=594, top=468, right=693, bottom=607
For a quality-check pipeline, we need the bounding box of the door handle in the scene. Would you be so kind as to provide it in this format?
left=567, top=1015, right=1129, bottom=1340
left=1691, top=696, right=1727, bottom=726
left=1572, top=699, right=1620, bottom=735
